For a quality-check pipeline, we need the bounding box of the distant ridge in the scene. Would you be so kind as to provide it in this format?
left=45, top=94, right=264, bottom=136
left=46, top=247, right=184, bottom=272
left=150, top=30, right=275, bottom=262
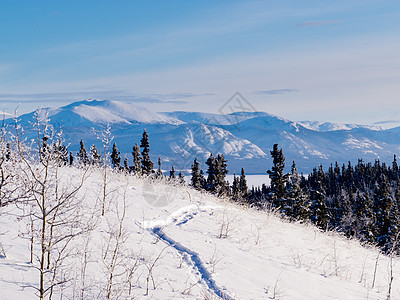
left=8, top=99, right=400, bottom=174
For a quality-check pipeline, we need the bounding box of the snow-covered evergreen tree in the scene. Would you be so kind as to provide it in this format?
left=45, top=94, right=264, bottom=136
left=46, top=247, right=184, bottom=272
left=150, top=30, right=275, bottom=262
left=77, top=139, right=90, bottom=166
left=90, top=144, right=102, bottom=166
left=170, top=166, right=176, bottom=179
left=267, top=144, right=289, bottom=209
left=156, top=157, right=163, bottom=178
left=132, top=143, right=141, bottom=175
left=110, top=142, right=121, bottom=169
left=287, top=161, right=310, bottom=221
left=239, top=167, right=248, bottom=200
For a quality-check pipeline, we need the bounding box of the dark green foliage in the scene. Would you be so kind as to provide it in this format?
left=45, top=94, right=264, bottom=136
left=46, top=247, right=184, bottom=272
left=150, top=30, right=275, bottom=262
left=178, top=172, right=185, bottom=184
left=69, top=152, right=74, bottom=166
left=231, top=174, right=240, bottom=202
left=267, top=144, right=289, bottom=209
left=205, top=154, right=217, bottom=192
left=156, top=157, right=163, bottom=178
left=170, top=166, right=176, bottom=179
left=191, top=158, right=203, bottom=189
left=78, top=139, right=90, bottom=165
left=90, top=144, right=102, bottom=166
left=53, top=140, right=69, bottom=166
left=123, top=157, right=129, bottom=172
left=110, top=142, right=121, bottom=169
left=140, top=129, right=153, bottom=175
left=287, top=161, right=310, bottom=221
left=239, top=168, right=248, bottom=199
left=132, top=143, right=141, bottom=175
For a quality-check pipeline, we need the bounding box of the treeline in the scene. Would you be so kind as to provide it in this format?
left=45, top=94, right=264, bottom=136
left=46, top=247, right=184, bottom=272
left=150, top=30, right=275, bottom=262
left=245, top=144, right=400, bottom=254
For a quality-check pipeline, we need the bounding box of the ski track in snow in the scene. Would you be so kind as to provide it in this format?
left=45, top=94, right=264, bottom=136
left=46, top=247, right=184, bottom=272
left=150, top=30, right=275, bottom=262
left=140, top=204, right=234, bottom=300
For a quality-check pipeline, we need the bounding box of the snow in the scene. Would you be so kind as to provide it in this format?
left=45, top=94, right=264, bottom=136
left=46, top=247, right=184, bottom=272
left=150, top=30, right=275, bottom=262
left=62, top=99, right=183, bottom=125
left=1, top=166, right=399, bottom=299
left=297, top=121, right=383, bottom=132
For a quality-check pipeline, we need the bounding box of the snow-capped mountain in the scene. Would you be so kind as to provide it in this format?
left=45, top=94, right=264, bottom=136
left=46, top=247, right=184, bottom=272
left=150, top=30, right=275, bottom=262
left=9, top=99, right=400, bottom=174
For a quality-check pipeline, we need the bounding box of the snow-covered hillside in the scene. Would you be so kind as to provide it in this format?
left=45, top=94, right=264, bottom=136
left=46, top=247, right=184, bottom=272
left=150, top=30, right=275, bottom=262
left=1, top=166, right=399, bottom=299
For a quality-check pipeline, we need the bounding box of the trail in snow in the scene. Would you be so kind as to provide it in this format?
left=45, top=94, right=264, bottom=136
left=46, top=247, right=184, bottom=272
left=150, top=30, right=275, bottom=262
left=152, top=227, right=234, bottom=300
left=141, top=204, right=234, bottom=300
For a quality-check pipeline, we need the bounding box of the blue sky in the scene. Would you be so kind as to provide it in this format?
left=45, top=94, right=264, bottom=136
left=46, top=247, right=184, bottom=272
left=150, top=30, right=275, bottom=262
left=1, top=0, right=399, bottom=126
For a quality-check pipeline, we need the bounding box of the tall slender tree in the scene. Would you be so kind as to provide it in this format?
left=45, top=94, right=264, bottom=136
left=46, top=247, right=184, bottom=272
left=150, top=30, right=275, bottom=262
left=132, top=143, right=141, bottom=175
left=191, top=158, right=202, bottom=189
left=140, top=129, right=153, bottom=175
left=90, top=144, right=102, bottom=166
left=267, top=144, right=289, bottom=209
left=77, top=139, right=90, bottom=166
left=110, top=142, right=121, bottom=169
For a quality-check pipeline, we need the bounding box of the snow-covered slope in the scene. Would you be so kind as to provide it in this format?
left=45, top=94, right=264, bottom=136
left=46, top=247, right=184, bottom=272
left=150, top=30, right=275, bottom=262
left=1, top=167, right=399, bottom=299
left=297, top=120, right=383, bottom=132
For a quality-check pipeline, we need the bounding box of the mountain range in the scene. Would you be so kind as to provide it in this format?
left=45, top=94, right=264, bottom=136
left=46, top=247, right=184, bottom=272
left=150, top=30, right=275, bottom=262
left=8, top=99, right=400, bottom=174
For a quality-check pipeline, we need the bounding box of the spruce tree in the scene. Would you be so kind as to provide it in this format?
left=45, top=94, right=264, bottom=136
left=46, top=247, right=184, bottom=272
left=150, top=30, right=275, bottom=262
left=110, top=142, right=121, bottom=169
left=205, top=154, right=217, bottom=192
left=156, top=157, right=163, bottom=178
left=267, top=144, right=289, bottom=209
left=353, top=190, right=375, bottom=242
left=170, top=166, right=176, bottom=179
left=178, top=172, right=185, bottom=184
left=215, top=154, right=230, bottom=197
left=140, top=129, right=153, bottom=175
left=90, top=144, right=102, bottom=166
left=309, top=169, right=330, bottom=230
left=191, top=158, right=202, bottom=189
left=287, top=161, right=310, bottom=221
left=123, top=157, right=129, bottom=172
left=374, top=174, right=394, bottom=252
left=77, top=139, right=90, bottom=165
left=199, top=170, right=206, bottom=189
left=239, top=167, right=248, bottom=200
left=231, top=174, right=240, bottom=202
left=132, top=143, right=141, bottom=175
left=69, top=152, right=74, bottom=166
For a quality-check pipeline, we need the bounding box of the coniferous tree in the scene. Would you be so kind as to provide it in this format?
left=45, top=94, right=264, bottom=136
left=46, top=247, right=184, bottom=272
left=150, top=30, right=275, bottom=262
left=287, top=161, right=310, bottom=221
left=309, top=167, right=330, bottom=230
left=205, top=154, right=217, bottom=192
left=353, top=190, right=375, bottom=242
left=53, top=140, right=69, bottom=166
left=123, top=157, right=129, bottom=172
left=215, top=154, right=230, bottom=197
left=69, top=152, right=74, bottom=166
left=178, top=172, right=185, bottom=184
left=267, top=144, right=289, bottom=209
left=77, top=139, right=90, bottom=165
left=191, top=158, right=202, bottom=189
left=132, top=143, right=141, bottom=175
left=231, top=174, right=240, bottom=202
left=110, top=142, right=121, bottom=169
left=90, top=144, right=102, bottom=166
left=239, top=168, right=248, bottom=200
left=156, top=157, right=163, bottom=178
left=140, top=129, right=153, bottom=175
left=40, top=136, right=50, bottom=161
left=199, top=170, right=206, bottom=189
left=170, top=166, right=176, bottom=179
left=374, top=174, right=394, bottom=251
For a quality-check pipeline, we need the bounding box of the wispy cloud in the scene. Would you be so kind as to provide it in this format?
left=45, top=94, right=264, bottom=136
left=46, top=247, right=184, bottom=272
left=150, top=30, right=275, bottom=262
left=297, top=20, right=343, bottom=27
left=254, top=89, right=299, bottom=96
left=373, top=120, right=400, bottom=125
left=0, top=91, right=204, bottom=105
